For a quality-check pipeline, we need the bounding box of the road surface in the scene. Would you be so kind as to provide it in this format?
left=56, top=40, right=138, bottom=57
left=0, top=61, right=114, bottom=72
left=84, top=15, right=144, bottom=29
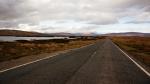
left=0, top=39, right=149, bottom=84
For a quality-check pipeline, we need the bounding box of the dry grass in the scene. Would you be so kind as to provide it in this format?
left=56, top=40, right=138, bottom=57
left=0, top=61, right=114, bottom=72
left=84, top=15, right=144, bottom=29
left=0, top=39, right=100, bottom=62
left=111, top=36, right=150, bottom=66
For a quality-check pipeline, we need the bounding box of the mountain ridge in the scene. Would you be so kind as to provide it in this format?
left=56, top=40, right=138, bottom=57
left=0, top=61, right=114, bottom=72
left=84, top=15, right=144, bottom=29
left=0, top=30, right=149, bottom=37
left=103, top=32, right=150, bottom=37
left=0, top=29, right=50, bottom=37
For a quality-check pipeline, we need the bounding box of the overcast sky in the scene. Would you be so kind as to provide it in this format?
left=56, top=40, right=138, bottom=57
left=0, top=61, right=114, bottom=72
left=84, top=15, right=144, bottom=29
left=0, top=0, right=150, bottom=34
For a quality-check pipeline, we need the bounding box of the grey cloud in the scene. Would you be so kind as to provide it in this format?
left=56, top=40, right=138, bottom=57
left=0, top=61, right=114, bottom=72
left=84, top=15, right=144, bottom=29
left=0, top=20, right=19, bottom=28
left=0, top=0, right=39, bottom=29
left=127, top=21, right=150, bottom=24
left=0, top=0, right=150, bottom=31
left=0, top=0, right=26, bottom=20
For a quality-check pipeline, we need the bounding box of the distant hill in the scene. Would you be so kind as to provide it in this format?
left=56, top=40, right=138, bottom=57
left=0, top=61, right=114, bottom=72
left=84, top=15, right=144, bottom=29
left=0, top=30, right=50, bottom=37
left=0, top=30, right=84, bottom=37
left=2, top=30, right=148, bottom=37
left=103, top=32, right=150, bottom=37
left=47, top=32, right=98, bottom=36
left=47, top=32, right=75, bottom=36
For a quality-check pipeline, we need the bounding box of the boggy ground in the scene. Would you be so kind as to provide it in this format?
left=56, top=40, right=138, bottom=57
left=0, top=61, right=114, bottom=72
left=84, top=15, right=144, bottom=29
left=111, top=36, right=150, bottom=67
left=0, top=38, right=99, bottom=62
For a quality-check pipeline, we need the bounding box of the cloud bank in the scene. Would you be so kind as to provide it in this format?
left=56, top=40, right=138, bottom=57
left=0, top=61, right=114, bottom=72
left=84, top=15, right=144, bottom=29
left=0, top=0, right=150, bottom=33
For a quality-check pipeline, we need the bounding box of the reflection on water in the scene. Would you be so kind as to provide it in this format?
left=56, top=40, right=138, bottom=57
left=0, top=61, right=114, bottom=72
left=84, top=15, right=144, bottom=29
left=0, top=36, right=69, bottom=42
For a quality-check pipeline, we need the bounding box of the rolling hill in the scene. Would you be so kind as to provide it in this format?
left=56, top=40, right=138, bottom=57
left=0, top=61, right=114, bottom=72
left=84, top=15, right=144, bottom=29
left=103, top=32, right=150, bottom=37
left=0, top=30, right=50, bottom=37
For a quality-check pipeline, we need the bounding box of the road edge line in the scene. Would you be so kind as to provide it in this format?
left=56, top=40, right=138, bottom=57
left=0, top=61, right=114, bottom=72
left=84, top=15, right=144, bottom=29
left=0, top=54, right=59, bottom=73
left=0, top=43, right=94, bottom=73
left=113, top=42, right=150, bottom=77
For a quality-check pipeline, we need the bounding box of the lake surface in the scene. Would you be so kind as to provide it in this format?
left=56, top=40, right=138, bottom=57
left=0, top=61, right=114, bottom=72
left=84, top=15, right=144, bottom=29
left=0, top=36, right=69, bottom=42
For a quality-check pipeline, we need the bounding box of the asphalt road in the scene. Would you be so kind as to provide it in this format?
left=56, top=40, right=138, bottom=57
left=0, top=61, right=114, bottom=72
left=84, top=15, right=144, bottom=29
left=0, top=39, right=149, bottom=84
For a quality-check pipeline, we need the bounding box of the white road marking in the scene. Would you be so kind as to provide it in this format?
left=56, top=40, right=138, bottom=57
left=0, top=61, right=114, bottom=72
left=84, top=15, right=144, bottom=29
left=113, top=42, right=150, bottom=77
left=0, top=54, right=59, bottom=73
left=92, top=51, right=97, bottom=57
left=0, top=43, right=94, bottom=73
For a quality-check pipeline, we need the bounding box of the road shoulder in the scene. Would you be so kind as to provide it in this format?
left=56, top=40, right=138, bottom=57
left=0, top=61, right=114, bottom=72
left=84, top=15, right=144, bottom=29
left=0, top=43, right=94, bottom=73
left=113, top=42, right=150, bottom=76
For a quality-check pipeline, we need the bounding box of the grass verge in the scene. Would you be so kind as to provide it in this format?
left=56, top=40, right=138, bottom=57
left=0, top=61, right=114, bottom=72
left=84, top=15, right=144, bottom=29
left=0, top=38, right=100, bottom=62
left=111, top=36, right=150, bottom=67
